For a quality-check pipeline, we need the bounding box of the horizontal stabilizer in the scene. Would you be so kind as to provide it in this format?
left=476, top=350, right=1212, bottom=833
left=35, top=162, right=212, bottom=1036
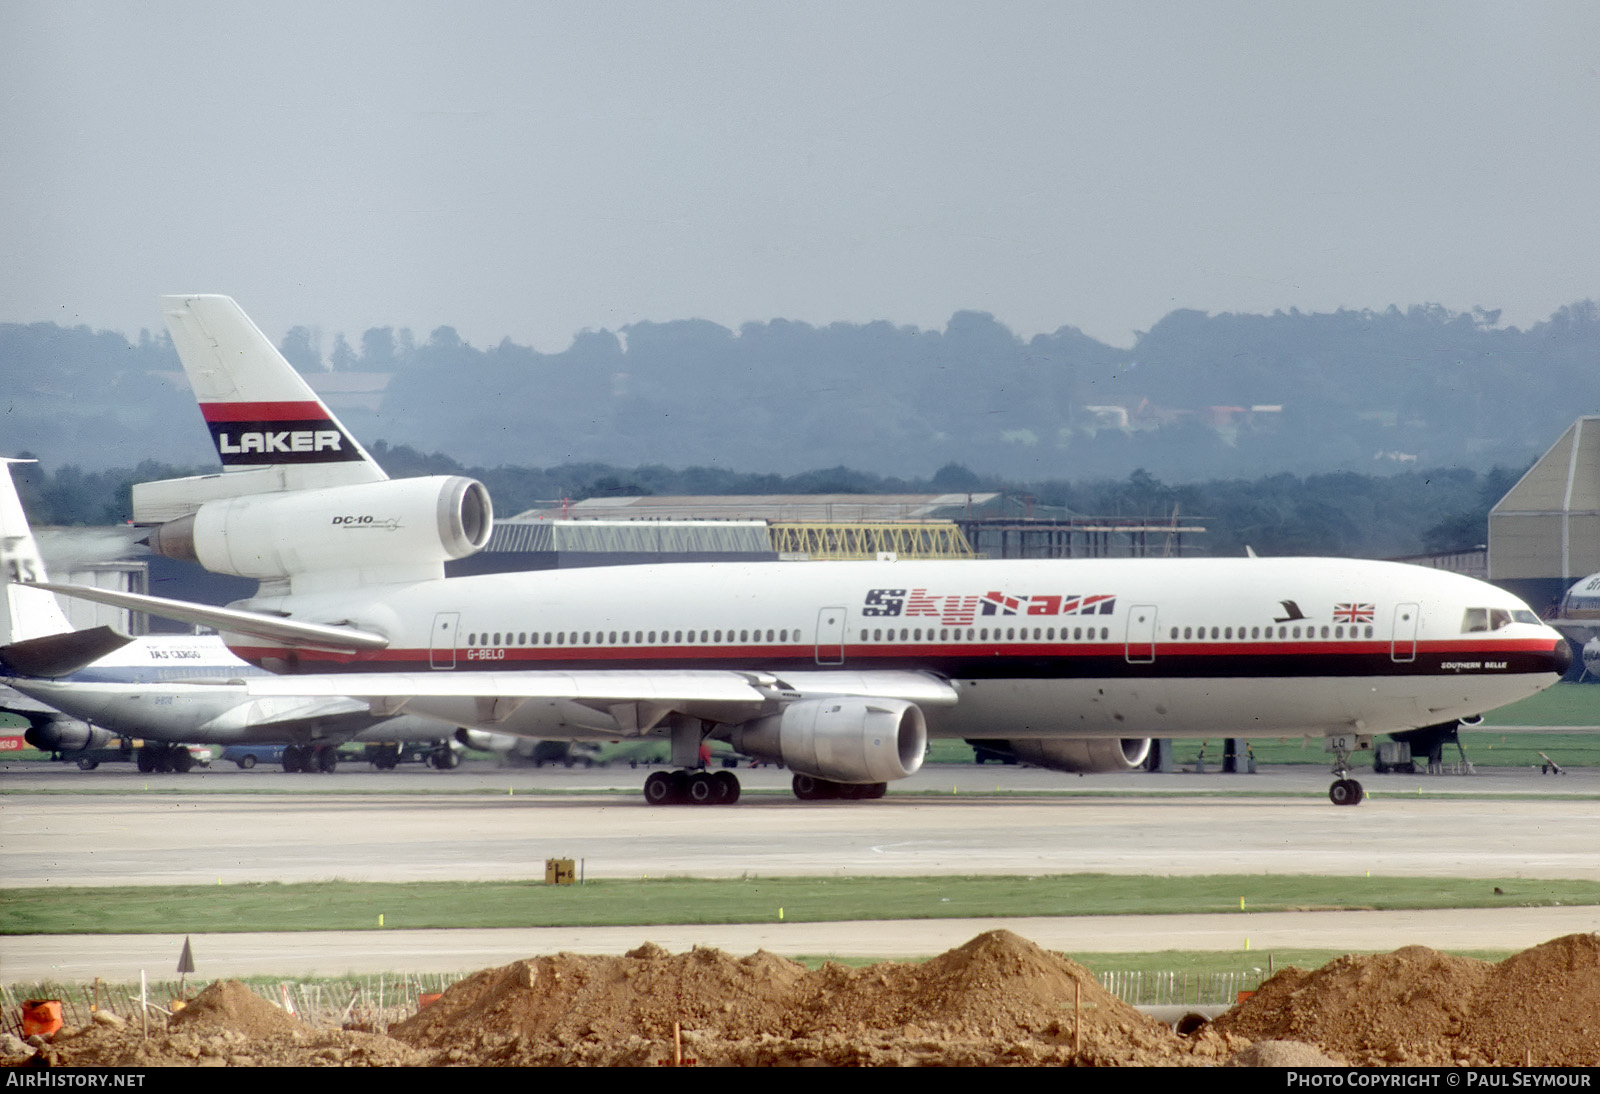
left=28, top=582, right=389, bottom=654
left=0, top=625, right=133, bottom=678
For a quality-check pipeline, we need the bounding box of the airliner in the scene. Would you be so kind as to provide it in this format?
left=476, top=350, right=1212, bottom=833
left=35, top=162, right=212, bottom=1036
left=0, top=462, right=463, bottom=772
left=35, top=296, right=1573, bottom=806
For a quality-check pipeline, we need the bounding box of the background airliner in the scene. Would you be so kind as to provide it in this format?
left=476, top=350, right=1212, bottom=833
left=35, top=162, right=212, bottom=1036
left=36, top=296, right=1572, bottom=806
left=0, top=462, right=465, bottom=772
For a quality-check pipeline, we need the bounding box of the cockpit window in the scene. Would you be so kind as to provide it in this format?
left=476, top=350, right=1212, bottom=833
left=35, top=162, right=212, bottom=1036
left=1463, top=607, right=1516, bottom=633
left=1513, top=609, right=1539, bottom=625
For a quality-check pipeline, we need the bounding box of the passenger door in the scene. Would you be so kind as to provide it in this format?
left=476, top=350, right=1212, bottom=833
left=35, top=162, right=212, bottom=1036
left=430, top=612, right=460, bottom=669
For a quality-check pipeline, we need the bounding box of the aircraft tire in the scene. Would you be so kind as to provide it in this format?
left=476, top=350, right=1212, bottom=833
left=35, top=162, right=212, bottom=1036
left=1329, top=778, right=1365, bottom=806
left=792, top=773, right=838, bottom=801
left=714, top=770, right=740, bottom=804
left=137, top=749, right=159, bottom=774
left=169, top=750, right=195, bottom=774
left=282, top=746, right=304, bottom=773
left=317, top=749, right=338, bottom=773
left=644, top=770, right=679, bottom=806
left=687, top=772, right=718, bottom=804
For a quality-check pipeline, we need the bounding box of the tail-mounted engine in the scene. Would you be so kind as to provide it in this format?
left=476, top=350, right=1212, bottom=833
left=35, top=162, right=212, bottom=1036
left=731, top=697, right=927, bottom=784
left=144, top=476, right=492, bottom=585
left=972, top=737, right=1152, bottom=773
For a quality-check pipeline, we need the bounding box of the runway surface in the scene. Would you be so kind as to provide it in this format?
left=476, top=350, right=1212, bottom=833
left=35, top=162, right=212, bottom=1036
left=4, top=761, right=1597, bottom=981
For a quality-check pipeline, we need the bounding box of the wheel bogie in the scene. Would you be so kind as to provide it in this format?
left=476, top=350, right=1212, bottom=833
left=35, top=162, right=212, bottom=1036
left=643, top=768, right=741, bottom=805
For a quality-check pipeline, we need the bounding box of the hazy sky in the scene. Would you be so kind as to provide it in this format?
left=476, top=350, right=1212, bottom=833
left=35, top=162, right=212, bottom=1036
left=5, top=1, right=1598, bottom=353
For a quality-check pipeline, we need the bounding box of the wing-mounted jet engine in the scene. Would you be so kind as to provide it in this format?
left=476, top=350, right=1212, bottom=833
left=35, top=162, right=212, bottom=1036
left=729, top=697, right=927, bottom=801
left=20, top=711, right=115, bottom=755
left=966, top=737, right=1151, bottom=773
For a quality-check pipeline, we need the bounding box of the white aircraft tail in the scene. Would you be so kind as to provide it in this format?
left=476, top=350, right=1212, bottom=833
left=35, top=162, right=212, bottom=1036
left=0, top=461, right=132, bottom=674
left=0, top=460, right=74, bottom=644
left=133, top=295, right=387, bottom=523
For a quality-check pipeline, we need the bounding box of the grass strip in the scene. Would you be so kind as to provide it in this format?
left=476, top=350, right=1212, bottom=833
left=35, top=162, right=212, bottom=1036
left=5, top=874, right=1597, bottom=936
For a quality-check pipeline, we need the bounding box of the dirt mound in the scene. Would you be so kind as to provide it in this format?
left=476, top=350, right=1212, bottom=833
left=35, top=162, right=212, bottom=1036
left=387, top=928, right=1224, bottom=1066
left=1214, top=933, right=1600, bottom=1066
left=786, top=931, right=1169, bottom=1046
left=1463, top=932, right=1600, bottom=1066
left=392, top=944, right=808, bottom=1052
left=14, top=931, right=1600, bottom=1067
left=171, top=979, right=308, bottom=1038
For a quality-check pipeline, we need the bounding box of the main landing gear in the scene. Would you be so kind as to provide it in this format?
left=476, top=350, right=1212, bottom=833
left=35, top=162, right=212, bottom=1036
left=792, top=774, right=887, bottom=800
left=136, top=742, right=196, bottom=773
left=643, top=769, right=741, bottom=805
left=281, top=744, right=339, bottom=773
left=1328, top=741, right=1365, bottom=806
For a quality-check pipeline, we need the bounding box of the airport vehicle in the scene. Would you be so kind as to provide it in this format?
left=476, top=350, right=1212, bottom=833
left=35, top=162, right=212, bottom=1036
left=36, top=296, right=1572, bottom=807
left=0, top=462, right=463, bottom=771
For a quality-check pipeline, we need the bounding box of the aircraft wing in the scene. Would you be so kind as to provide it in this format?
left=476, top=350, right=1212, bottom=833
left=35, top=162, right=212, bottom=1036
left=241, top=669, right=959, bottom=733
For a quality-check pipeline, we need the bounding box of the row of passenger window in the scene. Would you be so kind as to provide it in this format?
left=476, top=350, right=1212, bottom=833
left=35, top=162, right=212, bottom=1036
left=465, top=629, right=803, bottom=647
left=859, top=626, right=1113, bottom=642
left=1169, top=625, right=1376, bottom=641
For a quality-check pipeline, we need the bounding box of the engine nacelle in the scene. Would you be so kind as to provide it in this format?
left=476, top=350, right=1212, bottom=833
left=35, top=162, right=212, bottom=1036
left=24, top=716, right=114, bottom=753
left=731, top=697, right=926, bottom=784
left=145, top=476, right=492, bottom=581
left=455, top=727, right=518, bottom=753
left=976, top=737, right=1152, bottom=773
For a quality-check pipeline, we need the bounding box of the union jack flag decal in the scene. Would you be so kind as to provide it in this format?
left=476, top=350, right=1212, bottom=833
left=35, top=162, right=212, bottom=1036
left=1333, top=603, right=1375, bottom=624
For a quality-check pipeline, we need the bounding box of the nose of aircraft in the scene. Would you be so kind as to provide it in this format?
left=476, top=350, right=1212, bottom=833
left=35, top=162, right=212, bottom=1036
left=1549, top=634, right=1575, bottom=676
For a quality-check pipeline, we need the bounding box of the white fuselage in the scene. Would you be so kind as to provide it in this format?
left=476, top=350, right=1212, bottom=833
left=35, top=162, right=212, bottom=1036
left=222, top=556, right=1568, bottom=743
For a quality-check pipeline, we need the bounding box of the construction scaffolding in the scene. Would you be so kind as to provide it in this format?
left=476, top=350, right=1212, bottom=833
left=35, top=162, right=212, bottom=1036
left=769, top=521, right=977, bottom=560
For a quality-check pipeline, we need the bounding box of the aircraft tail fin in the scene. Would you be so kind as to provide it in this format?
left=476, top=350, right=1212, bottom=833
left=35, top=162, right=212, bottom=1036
left=0, top=460, right=75, bottom=645
left=134, top=295, right=387, bottom=522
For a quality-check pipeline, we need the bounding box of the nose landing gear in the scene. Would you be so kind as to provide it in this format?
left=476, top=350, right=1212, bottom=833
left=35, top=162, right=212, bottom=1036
left=1328, top=740, right=1365, bottom=806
